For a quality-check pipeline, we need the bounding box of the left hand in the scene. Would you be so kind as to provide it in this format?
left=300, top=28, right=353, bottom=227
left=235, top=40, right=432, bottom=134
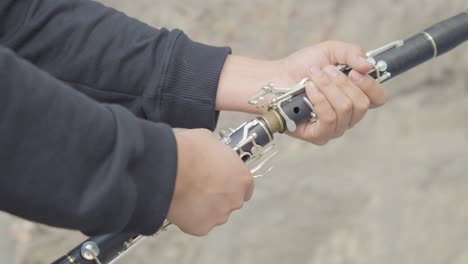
left=277, top=41, right=386, bottom=145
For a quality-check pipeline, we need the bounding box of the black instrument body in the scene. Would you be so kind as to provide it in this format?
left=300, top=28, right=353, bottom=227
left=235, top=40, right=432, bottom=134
left=52, top=234, right=139, bottom=264
left=280, top=10, right=468, bottom=128
left=52, top=10, right=468, bottom=264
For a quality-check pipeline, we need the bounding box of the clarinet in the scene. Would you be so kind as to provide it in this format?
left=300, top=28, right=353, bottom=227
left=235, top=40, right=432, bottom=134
left=51, top=10, right=468, bottom=264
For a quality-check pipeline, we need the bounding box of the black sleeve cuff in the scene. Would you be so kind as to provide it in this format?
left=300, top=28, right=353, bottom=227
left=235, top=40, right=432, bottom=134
left=159, top=33, right=231, bottom=130
left=122, top=120, right=177, bottom=235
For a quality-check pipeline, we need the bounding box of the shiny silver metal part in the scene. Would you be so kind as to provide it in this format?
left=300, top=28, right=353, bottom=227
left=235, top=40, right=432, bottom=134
left=248, top=78, right=316, bottom=133
left=248, top=78, right=309, bottom=111
left=303, top=97, right=318, bottom=122
left=366, top=40, right=404, bottom=57
left=81, top=241, right=102, bottom=263
left=221, top=118, right=277, bottom=178
left=107, top=236, right=147, bottom=264
left=366, top=40, right=403, bottom=82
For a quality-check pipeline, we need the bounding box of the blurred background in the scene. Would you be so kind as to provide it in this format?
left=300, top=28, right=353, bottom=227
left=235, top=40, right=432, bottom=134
left=1, top=1, right=467, bottom=263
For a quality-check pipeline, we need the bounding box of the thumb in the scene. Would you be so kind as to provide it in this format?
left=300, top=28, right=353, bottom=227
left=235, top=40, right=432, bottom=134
left=319, top=41, right=372, bottom=73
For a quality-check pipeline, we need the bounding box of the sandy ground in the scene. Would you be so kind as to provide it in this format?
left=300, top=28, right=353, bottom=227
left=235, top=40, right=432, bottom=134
left=1, top=1, right=467, bottom=264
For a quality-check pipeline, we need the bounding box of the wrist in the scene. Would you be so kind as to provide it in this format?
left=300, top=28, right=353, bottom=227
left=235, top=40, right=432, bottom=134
left=216, top=55, right=283, bottom=115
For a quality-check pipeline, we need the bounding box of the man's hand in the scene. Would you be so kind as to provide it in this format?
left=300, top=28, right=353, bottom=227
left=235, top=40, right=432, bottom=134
left=278, top=41, right=386, bottom=145
left=167, top=129, right=253, bottom=236
left=216, top=41, right=387, bottom=145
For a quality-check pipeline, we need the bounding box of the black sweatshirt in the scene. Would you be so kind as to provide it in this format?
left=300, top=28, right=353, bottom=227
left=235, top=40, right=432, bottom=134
left=0, top=0, right=230, bottom=235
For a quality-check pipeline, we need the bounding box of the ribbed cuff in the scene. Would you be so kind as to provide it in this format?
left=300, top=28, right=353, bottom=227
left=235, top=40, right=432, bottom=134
left=123, top=121, right=177, bottom=235
left=159, top=34, right=231, bottom=130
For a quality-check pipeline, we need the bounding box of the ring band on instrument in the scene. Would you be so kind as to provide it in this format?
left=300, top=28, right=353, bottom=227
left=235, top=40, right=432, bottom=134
left=272, top=110, right=285, bottom=132
left=258, top=118, right=273, bottom=142
left=261, top=116, right=274, bottom=135
left=422, top=32, right=438, bottom=57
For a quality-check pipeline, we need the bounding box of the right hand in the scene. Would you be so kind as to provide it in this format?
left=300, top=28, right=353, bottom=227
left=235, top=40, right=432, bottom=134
left=167, top=128, right=253, bottom=236
left=278, top=41, right=387, bottom=145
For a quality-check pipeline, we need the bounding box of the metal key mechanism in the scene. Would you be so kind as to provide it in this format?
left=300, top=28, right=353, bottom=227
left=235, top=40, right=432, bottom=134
left=219, top=119, right=277, bottom=178
left=337, top=40, right=405, bottom=83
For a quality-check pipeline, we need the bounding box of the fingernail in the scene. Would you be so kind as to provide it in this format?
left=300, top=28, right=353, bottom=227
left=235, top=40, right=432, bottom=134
left=309, top=65, right=323, bottom=77
left=324, top=65, right=339, bottom=77
left=357, top=56, right=371, bottom=67
left=349, top=70, right=365, bottom=83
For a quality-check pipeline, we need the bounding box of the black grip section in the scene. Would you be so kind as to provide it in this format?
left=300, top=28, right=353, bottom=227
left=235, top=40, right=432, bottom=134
left=280, top=92, right=313, bottom=126
left=425, top=11, right=468, bottom=56
left=251, top=119, right=274, bottom=146
left=51, top=233, right=139, bottom=264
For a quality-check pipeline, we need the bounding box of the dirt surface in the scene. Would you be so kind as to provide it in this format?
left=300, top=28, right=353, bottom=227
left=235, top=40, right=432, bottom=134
left=1, top=1, right=467, bottom=264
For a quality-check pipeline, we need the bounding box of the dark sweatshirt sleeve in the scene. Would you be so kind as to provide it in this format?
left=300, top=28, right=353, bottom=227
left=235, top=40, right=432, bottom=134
left=0, top=0, right=231, bottom=130
left=0, top=46, right=177, bottom=236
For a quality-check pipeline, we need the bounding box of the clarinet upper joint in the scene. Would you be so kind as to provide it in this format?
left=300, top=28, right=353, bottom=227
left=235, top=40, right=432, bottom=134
left=338, top=40, right=405, bottom=83
left=368, top=40, right=404, bottom=82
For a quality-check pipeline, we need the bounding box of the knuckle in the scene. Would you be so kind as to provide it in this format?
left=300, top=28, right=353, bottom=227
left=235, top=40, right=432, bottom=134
left=243, top=177, right=254, bottom=201
left=347, top=44, right=365, bottom=57
left=377, top=93, right=387, bottom=106
left=354, top=46, right=366, bottom=56
left=326, top=40, right=341, bottom=47
left=242, top=175, right=254, bottom=187
left=312, top=77, right=328, bottom=88
left=333, top=72, right=348, bottom=85
left=334, top=126, right=347, bottom=138
left=238, top=172, right=254, bottom=189
left=319, top=40, right=339, bottom=55
left=191, top=228, right=209, bottom=237
left=335, top=130, right=346, bottom=139
left=321, top=40, right=335, bottom=48
left=313, top=92, right=330, bottom=110
left=196, top=231, right=209, bottom=237
left=313, top=138, right=329, bottom=146
left=216, top=216, right=229, bottom=226
left=321, top=111, right=337, bottom=125
left=232, top=199, right=244, bottom=210
left=324, top=67, right=346, bottom=84
left=339, top=99, right=353, bottom=113
left=357, top=97, right=371, bottom=112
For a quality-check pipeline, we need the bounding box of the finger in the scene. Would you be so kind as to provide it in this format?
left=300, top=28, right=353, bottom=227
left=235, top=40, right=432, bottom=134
left=319, top=40, right=372, bottom=73
left=244, top=177, right=254, bottom=202
left=349, top=70, right=387, bottom=108
left=238, top=167, right=254, bottom=202
left=318, top=65, right=353, bottom=138
left=333, top=72, right=371, bottom=128
left=302, top=81, right=336, bottom=145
